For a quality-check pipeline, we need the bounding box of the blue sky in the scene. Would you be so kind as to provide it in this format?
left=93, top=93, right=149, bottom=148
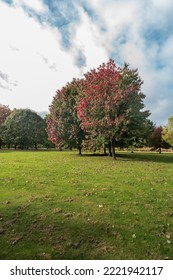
left=0, top=0, right=173, bottom=125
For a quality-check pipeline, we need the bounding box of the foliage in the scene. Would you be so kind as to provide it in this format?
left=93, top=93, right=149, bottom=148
left=47, top=79, right=85, bottom=154
left=77, top=60, right=151, bottom=158
left=162, top=116, right=173, bottom=147
left=0, top=104, right=11, bottom=148
left=149, top=126, right=170, bottom=153
left=2, top=109, right=47, bottom=149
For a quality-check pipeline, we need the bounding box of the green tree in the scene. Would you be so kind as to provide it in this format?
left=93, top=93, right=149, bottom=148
left=0, top=104, right=11, bottom=148
left=162, top=116, right=173, bottom=147
left=47, top=79, right=85, bottom=155
left=2, top=109, right=47, bottom=149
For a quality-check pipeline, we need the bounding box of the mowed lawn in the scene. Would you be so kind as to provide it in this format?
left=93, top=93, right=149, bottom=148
left=0, top=150, right=173, bottom=260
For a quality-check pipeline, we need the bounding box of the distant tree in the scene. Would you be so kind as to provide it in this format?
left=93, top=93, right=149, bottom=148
left=47, top=79, right=85, bottom=155
left=0, top=104, right=11, bottom=148
left=77, top=60, right=151, bottom=159
left=149, top=126, right=170, bottom=153
left=162, top=116, right=173, bottom=148
left=2, top=109, right=47, bottom=149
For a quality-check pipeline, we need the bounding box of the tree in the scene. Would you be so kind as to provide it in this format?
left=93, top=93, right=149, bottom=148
left=47, top=79, right=85, bottom=155
left=149, top=126, right=170, bottom=153
left=162, top=116, right=173, bottom=147
left=77, top=60, right=151, bottom=159
left=2, top=109, right=47, bottom=149
left=0, top=104, right=11, bottom=148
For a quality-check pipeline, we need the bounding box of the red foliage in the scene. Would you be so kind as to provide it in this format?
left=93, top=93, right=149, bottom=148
left=0, top=104, right=11, bottom=126
left=77, top=59, right=144, bottom=142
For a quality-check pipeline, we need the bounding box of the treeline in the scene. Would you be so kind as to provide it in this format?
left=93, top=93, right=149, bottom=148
left=0, top=60, right=173, bottom=155
left=0, top=107, right=53, bottom=150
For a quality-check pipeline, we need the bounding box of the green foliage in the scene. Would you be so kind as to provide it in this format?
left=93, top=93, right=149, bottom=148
left=47, top=79, right=85, bottom=154
left=0, top=104, right=11, bottom=148
left=149, top=126, right=170, bottom=153
left=162, top=116, right=173, bottom=147
left=2, top=109, right=47, bottom=149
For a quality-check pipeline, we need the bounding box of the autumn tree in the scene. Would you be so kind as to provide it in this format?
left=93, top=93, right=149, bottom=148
left=0, top=104, right=11, bottom=148
left=47, top=79, right=85, bottom=155
left=149, top=126, right=170, bottom=153
left=2, top=109, right=47, bottom=149
left=77, top=60, right=151, bottom=159
left=162, top=116, right=173, bottom=147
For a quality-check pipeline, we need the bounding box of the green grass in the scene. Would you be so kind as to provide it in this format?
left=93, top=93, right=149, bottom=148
left=0, top=150, right=173, bottom=260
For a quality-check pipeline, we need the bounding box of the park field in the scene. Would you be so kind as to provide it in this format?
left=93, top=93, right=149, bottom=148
left=0, top=150, right=173, bottom=260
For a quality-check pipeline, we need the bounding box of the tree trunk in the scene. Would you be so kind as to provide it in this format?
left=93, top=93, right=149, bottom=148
left=111, top=138, right=116, bottom=160
left=108, top=141, right=112, bottom=157
left=78, top=146, right=82, bottom=156
left=159, top=147, right=161, bottom=154
left=103, top=146, right=107, bottom=155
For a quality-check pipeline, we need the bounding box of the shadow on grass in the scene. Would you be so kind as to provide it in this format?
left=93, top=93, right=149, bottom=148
left=0, top=204, right=123, bottom=260
left=115, top=152, right=173, bottom=164
left=0, top=202, right=167, bottom=260
left=80, top=151, right=173, bottom=164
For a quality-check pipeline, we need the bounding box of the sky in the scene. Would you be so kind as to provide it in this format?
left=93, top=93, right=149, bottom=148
left=0, top=0, right=173, bottom=125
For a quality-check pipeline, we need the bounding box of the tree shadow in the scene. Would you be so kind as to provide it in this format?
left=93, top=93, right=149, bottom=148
left=81, top=153, right=108, bottom=157
left=0, top=202, right=170, bottom=260
left=116, top=152, right=173, bottom=164
left=79, top=151, right=173, bottom=164
left=0, top=203, right=121, bottom=260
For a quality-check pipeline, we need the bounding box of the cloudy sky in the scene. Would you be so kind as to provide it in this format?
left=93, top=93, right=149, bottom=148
left=0, top=0, right=173, bottom=125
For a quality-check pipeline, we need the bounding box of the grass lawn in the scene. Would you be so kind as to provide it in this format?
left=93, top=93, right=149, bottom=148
left=0, top=150, right=173, bottom=260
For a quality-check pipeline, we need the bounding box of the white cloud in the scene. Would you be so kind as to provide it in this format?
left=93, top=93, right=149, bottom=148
left=69, top=6, right=108, bottom=72
left=13, top=0, right=47, bottom=14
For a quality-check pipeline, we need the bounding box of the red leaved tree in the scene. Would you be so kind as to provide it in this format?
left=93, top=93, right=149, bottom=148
left=150, top=126, right=170, bottom=153
left=77, top=60, right=150, bottom=159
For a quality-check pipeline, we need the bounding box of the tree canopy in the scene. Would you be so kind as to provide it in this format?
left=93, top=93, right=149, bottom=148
left=77, top=60, right=151, bottom=158
left=162, top=116, right=173, bottom=147
left=2, top=109, right=47, bottom=149
left=149, top=126, right=170, bottom=153
left=0, top=104, right=11, bottom=148
left=47, top=79, right=85, bottom=154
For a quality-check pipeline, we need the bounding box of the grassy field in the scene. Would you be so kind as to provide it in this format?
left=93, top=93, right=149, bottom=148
left=0, top=150, right=173, bottom=260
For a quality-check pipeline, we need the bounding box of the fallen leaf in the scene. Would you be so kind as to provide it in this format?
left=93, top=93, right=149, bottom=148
left=53, top=208, right=63, bottom=214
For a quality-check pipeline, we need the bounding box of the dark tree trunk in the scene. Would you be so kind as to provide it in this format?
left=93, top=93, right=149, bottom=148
left=159, top=147, right=161, bottom=154
left=103, top=146, right=107, bottom=155
left=111, top=138, right=116, bottom=160
left=78, top=146, right=82, bottom=156
left=108, top=140, right=112, bottom=157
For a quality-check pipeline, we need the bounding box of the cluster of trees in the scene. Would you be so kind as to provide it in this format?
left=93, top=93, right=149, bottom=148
left=0, top=106, right=52, bottom=149
left=1, top=60, right=173, bottom=155
left=47, top=59, right=161, bottom=158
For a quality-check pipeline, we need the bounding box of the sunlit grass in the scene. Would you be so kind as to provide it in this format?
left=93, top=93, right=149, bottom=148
left=0, top=150, right=173, bottom=259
